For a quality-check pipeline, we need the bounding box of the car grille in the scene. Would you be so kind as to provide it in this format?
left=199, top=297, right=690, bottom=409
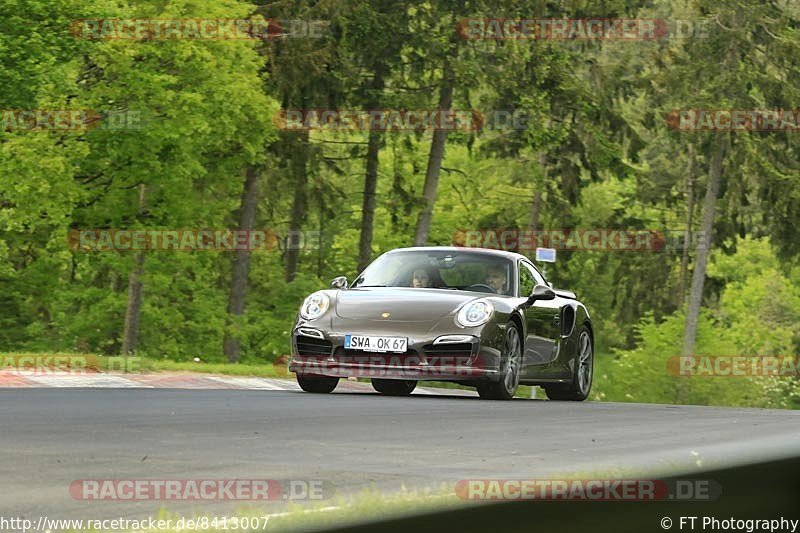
left=328, top=344, right=475, bottom=367
left=333, top=346, right=419, bottom=364
left=422, top=342, right=474, bottom=366
left=295, top=335, right=333, bottom=357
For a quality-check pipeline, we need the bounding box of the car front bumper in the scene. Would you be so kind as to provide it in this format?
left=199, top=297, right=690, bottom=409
left=289, top=320, right=505, bottom=382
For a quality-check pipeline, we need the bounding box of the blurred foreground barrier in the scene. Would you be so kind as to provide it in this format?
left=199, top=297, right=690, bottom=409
left=324, top=455, right=800, bottom=533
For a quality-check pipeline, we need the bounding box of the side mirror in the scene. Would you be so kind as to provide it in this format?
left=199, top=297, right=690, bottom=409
left=330, top=276, right=348, bottom=289
left=524, top=284, right=556, bottom=307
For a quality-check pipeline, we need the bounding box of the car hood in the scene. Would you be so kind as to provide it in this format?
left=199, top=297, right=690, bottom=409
left=334, top=288, right=479, bottom=321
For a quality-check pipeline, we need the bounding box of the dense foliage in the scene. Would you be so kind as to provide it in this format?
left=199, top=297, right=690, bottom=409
left=1, top=0, right=799, bottom=407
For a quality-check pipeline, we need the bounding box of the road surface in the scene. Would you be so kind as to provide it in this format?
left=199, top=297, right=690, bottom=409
left=1, top=386, right=799, bottom=520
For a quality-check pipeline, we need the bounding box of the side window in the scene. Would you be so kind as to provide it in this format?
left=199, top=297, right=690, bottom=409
left=519, top=262, right=546, bottom=297
left=518, top=262, right=537, bottom=297
left=528, top=262, right=546, bottom=286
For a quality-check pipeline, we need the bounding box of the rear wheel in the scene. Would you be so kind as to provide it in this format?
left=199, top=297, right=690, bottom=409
left=545, top=326, right=593, bottom=401
left=371, top=379, right=417, bottom=396
left=477, top=323, right=522, bottom=400
left=296, top=375, right=339, bottom=393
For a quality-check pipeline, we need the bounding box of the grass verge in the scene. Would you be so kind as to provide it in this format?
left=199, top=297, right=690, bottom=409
left=137, top=486, right=463, bottom=533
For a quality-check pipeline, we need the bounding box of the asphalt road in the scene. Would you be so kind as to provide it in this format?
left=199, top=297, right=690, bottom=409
left=2, top=388, right=799, bottom=520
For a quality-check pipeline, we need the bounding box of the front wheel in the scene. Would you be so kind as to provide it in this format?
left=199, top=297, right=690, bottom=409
left=297, top=375, right=339, bottom=393
left=371, top=379, right=417, bottom=396
left=545, top=326, right=593, bottom=401
left=477, top=323, right=522, bottom=400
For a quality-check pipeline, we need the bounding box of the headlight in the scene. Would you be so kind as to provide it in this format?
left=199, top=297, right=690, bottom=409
left=456, top=299, right=494, bottom=327
left=300, top=292, right=330, bottom=320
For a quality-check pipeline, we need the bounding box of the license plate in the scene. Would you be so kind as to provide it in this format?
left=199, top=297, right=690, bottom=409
left=345, top=335, right=408, bottom=353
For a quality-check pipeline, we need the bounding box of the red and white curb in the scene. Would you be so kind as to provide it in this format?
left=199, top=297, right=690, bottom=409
left=0, top=372, right=475, bottom=395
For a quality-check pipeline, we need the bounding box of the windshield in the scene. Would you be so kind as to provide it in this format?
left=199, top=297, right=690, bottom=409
left=353, top=250, right=514, bottom=296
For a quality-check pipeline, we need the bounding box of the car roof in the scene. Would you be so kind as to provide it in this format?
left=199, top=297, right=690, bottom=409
left=385, top=246, right=530, bottom=263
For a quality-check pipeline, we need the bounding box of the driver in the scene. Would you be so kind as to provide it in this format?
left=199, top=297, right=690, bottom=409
left=485, top=265, right=507, bottom=294
left=411, top=268, right=432, bottom=288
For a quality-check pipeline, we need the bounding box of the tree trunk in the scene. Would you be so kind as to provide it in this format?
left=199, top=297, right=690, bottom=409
left=316, top=216, right=324, bottom=279
left=677, top=145, right=696, bottom=307
left=681, top=132, right=726, bottom=359
left=121, top=184, right=146, bottom=355
left=223, top=167, right=260, bottom=363
left=413, top=60, right=454, bottom=246
left=528, top=190, right=542, bottom=230
left=285, top=130, right=309, bottom=282
left=528, top=153, right=547, bottom=230
left=357, top=66, right=386, bottom=272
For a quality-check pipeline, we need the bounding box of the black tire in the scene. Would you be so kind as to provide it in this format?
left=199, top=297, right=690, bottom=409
left=296, top=375, right=339, bottom=393
left=545, top=326, right=593, bottom=401
left=371, top=379, right=417, bottom=396
left=476, top=323, right=522, bottom=401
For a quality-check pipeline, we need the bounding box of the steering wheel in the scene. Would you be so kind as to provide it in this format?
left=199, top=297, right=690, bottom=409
left=466, top=283, right=497, bottom=294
